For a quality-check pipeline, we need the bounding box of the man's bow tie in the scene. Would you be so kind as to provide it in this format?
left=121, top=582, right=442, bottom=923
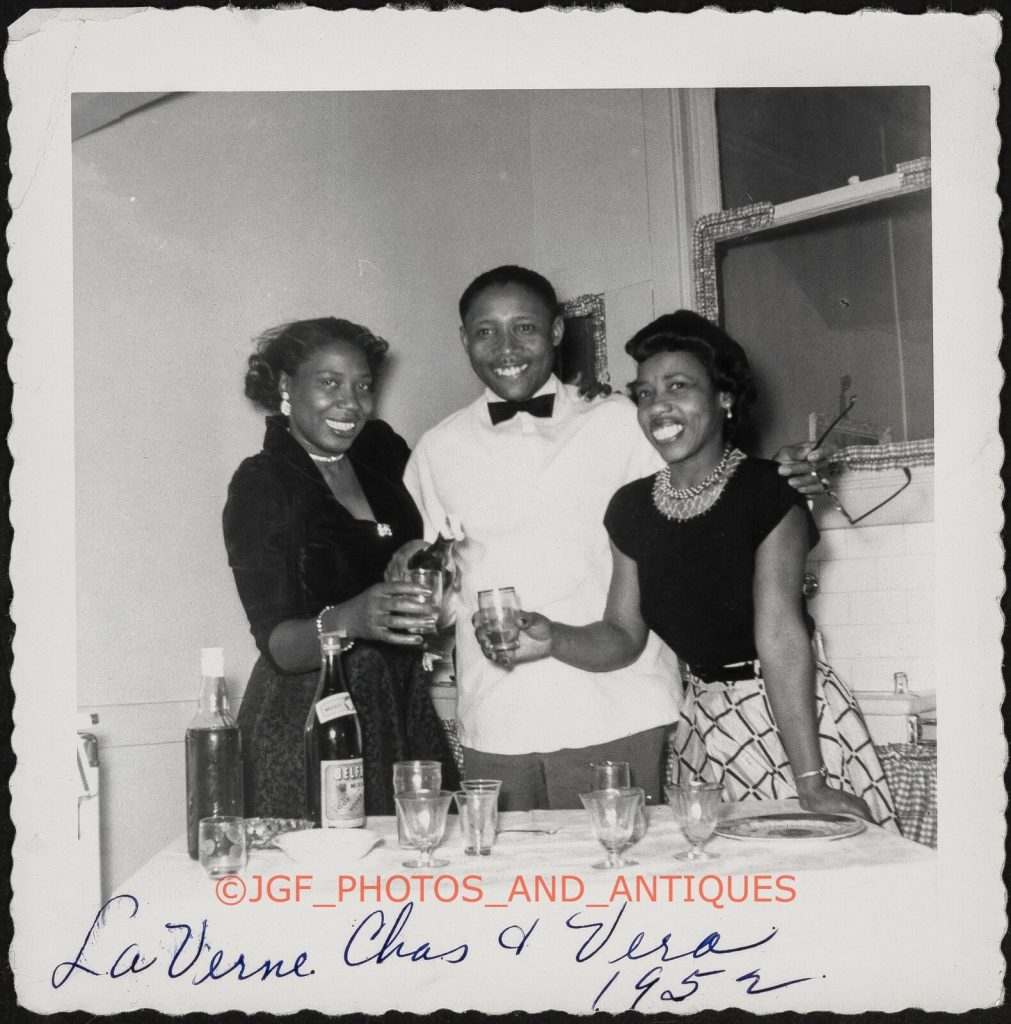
left=488, top=393, right=555, bottom=425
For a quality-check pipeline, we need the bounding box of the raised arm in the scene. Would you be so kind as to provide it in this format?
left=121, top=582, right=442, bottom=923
left=479, top=540, right=650, bottom=672
left=754, top=505, right=871, bottom=819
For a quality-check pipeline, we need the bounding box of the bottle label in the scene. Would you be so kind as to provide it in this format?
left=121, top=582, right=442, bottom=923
left=320, top=758, right=365, bottom=828
left=315, top=693, right=356, bottom=724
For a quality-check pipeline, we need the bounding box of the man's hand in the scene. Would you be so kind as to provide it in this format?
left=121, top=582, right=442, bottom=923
left=473, top=610, right=553, bottom=669
left=774, top=442, right=834, bottom=496
left=576, top=375, right=613, bottom=402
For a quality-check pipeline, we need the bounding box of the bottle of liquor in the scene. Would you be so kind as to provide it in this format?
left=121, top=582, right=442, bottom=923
left=185, top=648, right=243, bottom=859
left=406, top=533, right=453, bottom=572
left=304, top=631, right=365, bottom=828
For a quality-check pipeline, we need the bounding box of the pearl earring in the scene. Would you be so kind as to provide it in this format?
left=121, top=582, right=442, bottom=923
left=724, top=404, right=733, bottom=420
left=280, top=393, right=291, bottom=417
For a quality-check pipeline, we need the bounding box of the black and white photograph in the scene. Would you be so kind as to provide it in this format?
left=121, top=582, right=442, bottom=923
left=7, top=8, right=1003, bottom=1016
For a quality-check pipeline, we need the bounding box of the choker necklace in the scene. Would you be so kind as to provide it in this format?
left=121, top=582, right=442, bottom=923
left=309, top=452, right=344, bottom=464
left=652, top=445, right=746, bottom=521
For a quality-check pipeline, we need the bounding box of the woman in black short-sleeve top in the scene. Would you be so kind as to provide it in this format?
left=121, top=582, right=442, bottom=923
left=483, top=311, right=896, bottom=827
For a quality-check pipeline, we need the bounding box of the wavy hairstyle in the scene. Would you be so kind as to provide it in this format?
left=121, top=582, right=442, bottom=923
left=625, top=310, right=758, bottom=449
left=243, top=317, right=389, bottom=413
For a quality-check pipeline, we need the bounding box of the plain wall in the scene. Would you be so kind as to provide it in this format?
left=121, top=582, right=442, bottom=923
left=73, top=89, right=703, bottom=892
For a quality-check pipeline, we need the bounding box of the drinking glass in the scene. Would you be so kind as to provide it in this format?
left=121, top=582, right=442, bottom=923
left=460, top=778, right=503, bottom=833
left=393, top=760, right=442, bottom=848
left=666, top=781, right=723, bottom=861
left=453, top=789, right=498, bottom=855
left=590, top=761, right=647, bottom=846
left=477, top=588, right=520, bottom=652
left=394, top=790, right=453, bottom=868
left=198, top=816, right=247, bottom=878
left=405, top=568, right=443, bottom=635
left=578, top=788, right=644, bottom=869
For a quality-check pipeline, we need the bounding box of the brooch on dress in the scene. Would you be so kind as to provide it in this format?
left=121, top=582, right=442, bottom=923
left=376, top=523, right=393, bottom=537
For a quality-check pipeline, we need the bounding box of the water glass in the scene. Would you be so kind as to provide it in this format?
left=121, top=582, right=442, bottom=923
left=579, top=788, right=643, bottom=869
left=406, top=567, right=443, bottom=634
left=393, top=760, right=442, bottom=848
left=454, top=789, right=498, bottom=855
left=590, top=761, right=647, bottom=845
left=477, top=588, right=520, bottom=651
left=460, top=778, right=502, bottom=832
left=666, top=781, right=723, bottom=861
left=395, top=789, right=453, bottom=869
left=198, top=816, right=247, bottom=878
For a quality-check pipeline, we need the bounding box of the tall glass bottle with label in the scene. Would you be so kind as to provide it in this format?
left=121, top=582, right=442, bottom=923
left=185, top=648, right=243, bottom=859
left=304, top=631, right=365, bottom=828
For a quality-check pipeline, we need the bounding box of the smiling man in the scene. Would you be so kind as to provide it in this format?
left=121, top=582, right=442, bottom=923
left=403, top=265, right=822, bottom=811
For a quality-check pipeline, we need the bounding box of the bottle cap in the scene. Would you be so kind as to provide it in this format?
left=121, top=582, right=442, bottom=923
left=201, top=647, right=225, bottom=677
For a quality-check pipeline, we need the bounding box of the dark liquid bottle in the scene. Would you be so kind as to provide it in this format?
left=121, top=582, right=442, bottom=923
left=185, top=648, right=243, bottom=859
left=304, top=631, right=365, bottom=828
left=406, top=534, right=452, bottom=572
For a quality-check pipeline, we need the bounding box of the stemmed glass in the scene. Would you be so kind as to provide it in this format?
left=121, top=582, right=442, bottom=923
left=590, top=761, right=647, bottom=849
left=666, top=781, right=723, bottom=861
left=579, top=788, right=644, bottom=869
left=477, top=588, right=521, bottom=652
left=394, top=789, right=453, bottom=869
left=393, top=760, right=442, bottom=848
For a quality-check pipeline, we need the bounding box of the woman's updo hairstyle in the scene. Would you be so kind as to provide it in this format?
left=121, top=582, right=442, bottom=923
left=625, top=310, right=758, bottom=449
left=244, top=317, right=389, bottom=413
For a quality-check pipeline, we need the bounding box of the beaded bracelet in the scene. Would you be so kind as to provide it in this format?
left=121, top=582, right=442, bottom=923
left=794, top=765, right=828, bottom=781
left=315, top=605, right=336, bottom=638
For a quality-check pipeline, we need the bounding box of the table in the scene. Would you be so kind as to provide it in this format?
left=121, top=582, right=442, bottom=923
left=53, top=801, right=937, bottom=1016
left=126, top=800, right=933, bottom=899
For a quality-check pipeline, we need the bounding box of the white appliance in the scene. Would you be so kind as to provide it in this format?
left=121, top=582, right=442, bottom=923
left=76, top=712, right=102, bottom=907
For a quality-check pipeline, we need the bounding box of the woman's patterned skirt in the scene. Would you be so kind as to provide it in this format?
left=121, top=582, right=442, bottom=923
left=667, top=660, right=898, bottom=830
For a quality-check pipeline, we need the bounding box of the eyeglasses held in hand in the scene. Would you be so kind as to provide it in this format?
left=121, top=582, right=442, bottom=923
left=812, top=395, right=858, bottom=452
left=812, top=395, right=912, bottom=525
left=822, top=466, right=912, bottom=525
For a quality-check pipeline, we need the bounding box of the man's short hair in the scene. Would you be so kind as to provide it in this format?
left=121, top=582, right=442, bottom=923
left=458, top=265, right=559, bottom=323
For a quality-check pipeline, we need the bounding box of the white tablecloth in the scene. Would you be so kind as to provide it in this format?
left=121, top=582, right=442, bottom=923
left=51, top=801, right=936, bottom=1017
left=123, top=800, right=933, bottom=901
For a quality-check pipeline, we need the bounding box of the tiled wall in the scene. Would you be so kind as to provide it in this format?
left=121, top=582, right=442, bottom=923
left=806, top=465, right=935, bottom=695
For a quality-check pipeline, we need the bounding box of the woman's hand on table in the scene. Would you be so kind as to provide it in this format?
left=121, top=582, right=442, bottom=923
left=473, top=610, right=553, bottom=669
left=349, top=581, right=438, bottom=645
left=796, top=779, right=872, bottom=821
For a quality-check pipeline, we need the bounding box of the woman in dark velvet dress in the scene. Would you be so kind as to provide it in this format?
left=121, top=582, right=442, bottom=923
left=223, top=317, right=459, bottom=819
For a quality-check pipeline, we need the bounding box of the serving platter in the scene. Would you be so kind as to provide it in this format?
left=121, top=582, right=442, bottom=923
left=715, top=812, right=866, bottom=841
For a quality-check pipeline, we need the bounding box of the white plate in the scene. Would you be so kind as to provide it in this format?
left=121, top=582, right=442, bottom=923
left=715, top=813, right=866, bottom=842
left=275, top=827, right=382, bottom=863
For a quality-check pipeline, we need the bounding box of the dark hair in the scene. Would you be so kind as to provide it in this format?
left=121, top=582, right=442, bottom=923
left=625, top=310, right=757, bottom=448
left=458, top=265, right=559, bottom=323
left=243, top=317, right=389, bottom=412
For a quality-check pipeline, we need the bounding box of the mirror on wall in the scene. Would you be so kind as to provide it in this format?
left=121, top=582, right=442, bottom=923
left=555, top=293, right=609, bottom=391
left=696, top=88, right=933, bottom=469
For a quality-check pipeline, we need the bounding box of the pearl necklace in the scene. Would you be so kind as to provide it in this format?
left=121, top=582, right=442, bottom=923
left=309, top=452, right=344, bottom=465
left=652, top=446, right=746, bottom=521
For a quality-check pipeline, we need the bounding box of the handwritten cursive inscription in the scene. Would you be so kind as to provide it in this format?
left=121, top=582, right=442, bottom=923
left=51, top=895, right=313, bottom=988
left=565, top=903, right=815, bottom=1011
left=343, top=901, right=468, bottom=966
